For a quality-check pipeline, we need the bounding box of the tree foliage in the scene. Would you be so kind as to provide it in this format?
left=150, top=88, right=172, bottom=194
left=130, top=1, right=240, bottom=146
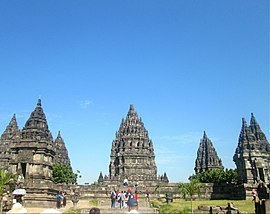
left=177, top=178, right=202, bottom=213
left=178, top=178, right=202, bottom=200
left=189, top=168, right=238, bottom=184
left=52, top=163, right=78, bottom=184
left=0, top=170, right=16, bottom=213
left=0, top=170, right=16, bottom=195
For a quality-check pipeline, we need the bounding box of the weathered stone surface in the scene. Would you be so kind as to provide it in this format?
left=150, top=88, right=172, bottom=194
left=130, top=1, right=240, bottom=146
left=54, top=131, right=71, bottom=166
left=105, top=104, right=167, bottom=185
left=0, top=99, right=72, bottom=207
left=194, top=131, right=223, bottom=174
left=233, top=113, right=270, bottom=184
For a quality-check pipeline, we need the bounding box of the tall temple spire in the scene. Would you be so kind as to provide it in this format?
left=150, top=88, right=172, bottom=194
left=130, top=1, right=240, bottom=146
left=1, top=114, right=21, bottom=141
left=249, top=113, right=266, bottom=141
left=21, top=99, right=53, bottom=142
left=54, top=131, right=71, bottom=166
left=233, top=113, right=270, bottom=184
left=108, top=104, right=158, bottom=184
left=194, top=131, right=223, bottom=174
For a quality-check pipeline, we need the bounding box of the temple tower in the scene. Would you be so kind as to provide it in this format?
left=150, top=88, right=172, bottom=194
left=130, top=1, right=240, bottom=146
left=233, top=113, right=270, bottom=184
left=54, top=131, right=71, bottom=166
left=109, top=104, right=157, bottom=184
left=8, top=99, right=56, bottom=183
left=194, top=131, right=223, bottom=174
left=0, top=99, right=73, bottom=207
left=0, top=114, right=21, bottom=170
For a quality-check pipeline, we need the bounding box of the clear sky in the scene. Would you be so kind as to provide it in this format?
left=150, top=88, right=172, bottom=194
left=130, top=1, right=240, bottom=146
left=0, top=0, right=269, bottom=184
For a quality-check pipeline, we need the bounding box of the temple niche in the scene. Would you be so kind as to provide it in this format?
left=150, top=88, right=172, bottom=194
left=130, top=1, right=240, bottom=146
left=233, top=113, right=270, bottom=184
left=105, top=104, right=167, bottom=185
left=194, top=131, right=223, bottom=174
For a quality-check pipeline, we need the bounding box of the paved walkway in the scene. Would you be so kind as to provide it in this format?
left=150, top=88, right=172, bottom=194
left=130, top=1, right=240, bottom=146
left=26, top=198, right=157, bottom=213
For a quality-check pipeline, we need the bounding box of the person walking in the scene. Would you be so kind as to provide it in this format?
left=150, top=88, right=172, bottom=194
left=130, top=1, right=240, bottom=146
left=257, top=181, right=268, bottom=214
left=110, top=190, right=116, bottom=208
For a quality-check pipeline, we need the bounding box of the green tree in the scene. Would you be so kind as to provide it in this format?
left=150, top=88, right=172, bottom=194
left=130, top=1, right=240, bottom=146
left=0, top=170, right=16, bottom=212
left=178, top=178, right=201, bottom=213
left=52, top=163, right=78, bottom=184
left=189, top=168, right=238, bottom=184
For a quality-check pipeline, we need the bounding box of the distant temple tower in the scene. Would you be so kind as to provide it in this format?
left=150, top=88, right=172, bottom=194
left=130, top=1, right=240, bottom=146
left=0, top=114, right=21, bottom=170
left=233, top=113, right=270, bottom=184
left=108, top=104, right=159, bottom=184
left=54, top=131, right=71, bottom=166
left=194, top=131, right=223, bottom=174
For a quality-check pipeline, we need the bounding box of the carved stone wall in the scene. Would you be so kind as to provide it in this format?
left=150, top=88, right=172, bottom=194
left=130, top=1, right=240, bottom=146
left=107, top=105, right=165, bottom=184
left=233, top=113, right=270, bottom=184
left=195, top=131, right=223, bottom=174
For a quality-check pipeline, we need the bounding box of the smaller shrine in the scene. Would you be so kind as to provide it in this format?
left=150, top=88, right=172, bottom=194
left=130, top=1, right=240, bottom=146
left=194, top=131, right=223, bottom=174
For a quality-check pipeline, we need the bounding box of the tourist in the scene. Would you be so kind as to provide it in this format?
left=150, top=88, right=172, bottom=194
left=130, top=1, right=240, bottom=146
left=89, top=207, right=100, bottom=214
left=56, top=191, right=63, bottom=209
left=16, top=173, right=24, bottom=188
left=145, top=189, right=149, bottom=202
left=121, top=191, right=125, bottom=208
left=123, top=178, right=128, bottom=187
left=62, top=191, right=67, bottom=208
left=126, top=197, right=139, bottom=213
left=124, top=191, right=129, bottom=208
left=117, top=191, right=122, bottom=208
left=257, top=181, right=268, bottom=214
left=252, top=188, right=260, bottom=214
left=110, top=190, right=116, bottom=208
left=135, top=189, right=139, bottom=202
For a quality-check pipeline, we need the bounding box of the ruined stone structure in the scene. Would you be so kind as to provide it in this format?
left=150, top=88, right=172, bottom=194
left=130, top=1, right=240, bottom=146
left=105, top=104, right=167, bottom=185
left=194, top=131, right=223, bottom=174
left=233, top=113, right=270, bottom=184
left=0, top=99, right=71, bottom=207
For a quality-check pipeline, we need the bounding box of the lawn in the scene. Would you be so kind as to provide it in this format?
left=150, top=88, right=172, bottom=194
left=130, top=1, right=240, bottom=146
left=151, top=199, right=255, bottom=214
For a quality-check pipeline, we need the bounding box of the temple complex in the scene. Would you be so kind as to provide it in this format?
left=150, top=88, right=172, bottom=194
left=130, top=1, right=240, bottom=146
left=233, top=113, right=270, bottom=184
left=103, top=104, right=168, bottom=185
left=0, top=99, right=269, bottom=206
left=194, top=131, right=223, bottom=174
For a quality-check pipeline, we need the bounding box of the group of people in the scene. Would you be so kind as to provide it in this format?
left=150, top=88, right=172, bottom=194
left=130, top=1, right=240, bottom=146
left=252, top=181, right=269, bottom=214
left=56, top=191, right=67, bottom=209
left=110, top=189, right=140, bottom=213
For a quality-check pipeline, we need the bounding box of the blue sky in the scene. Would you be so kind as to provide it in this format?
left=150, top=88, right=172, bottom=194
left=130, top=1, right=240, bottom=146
left=0, top=0, right=269, bottom=184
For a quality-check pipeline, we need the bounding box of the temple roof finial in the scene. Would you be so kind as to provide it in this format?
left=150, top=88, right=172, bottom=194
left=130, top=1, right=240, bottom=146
left=203, top=131, right=207, bottom=138
left=57, top=130, right=61, bottom=138
left=37, top=99, right=42, bottom=107
left=130, top=104, right=134, bottom=111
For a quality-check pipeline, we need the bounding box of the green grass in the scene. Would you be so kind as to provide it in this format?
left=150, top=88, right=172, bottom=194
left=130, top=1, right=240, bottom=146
left=151, top=199, right=255, bottom=214
left=63, top=207, right=81, bottom=214
left=89, top=198, right=99, bottom=207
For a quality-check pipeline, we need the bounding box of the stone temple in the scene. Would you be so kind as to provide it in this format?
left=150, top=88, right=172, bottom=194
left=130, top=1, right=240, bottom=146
left=233, top=113, right=270, bottom=184
left=0, top=99, right=71, bottom=206
left=194, top=131, right=223, bottom=174
left=99, top=104, right=168, bottom=185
